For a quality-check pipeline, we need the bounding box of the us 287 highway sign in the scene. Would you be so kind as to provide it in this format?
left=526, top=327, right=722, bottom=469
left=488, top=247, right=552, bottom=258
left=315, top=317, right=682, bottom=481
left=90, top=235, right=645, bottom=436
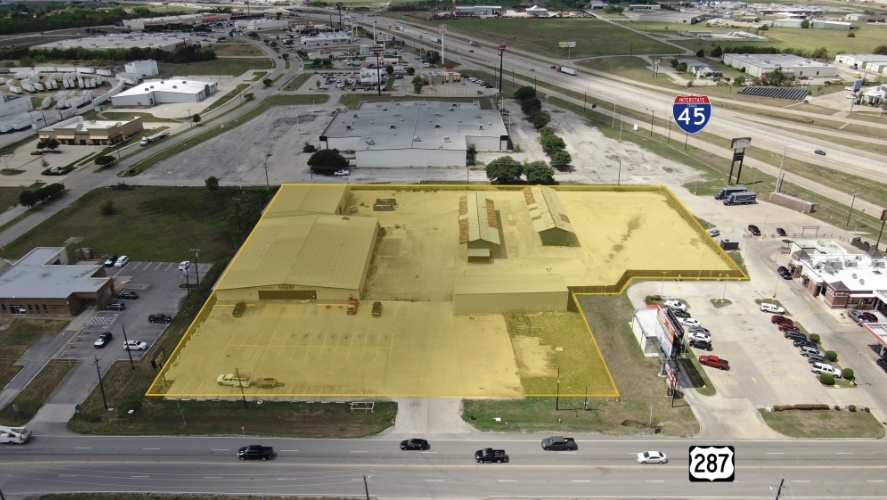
left=672, top=95, right=712, bottom=134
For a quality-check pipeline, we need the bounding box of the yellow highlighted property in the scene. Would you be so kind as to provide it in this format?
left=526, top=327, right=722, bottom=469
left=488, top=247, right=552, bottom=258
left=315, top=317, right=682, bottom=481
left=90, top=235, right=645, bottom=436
left=148, top=185, right=743, bottom=398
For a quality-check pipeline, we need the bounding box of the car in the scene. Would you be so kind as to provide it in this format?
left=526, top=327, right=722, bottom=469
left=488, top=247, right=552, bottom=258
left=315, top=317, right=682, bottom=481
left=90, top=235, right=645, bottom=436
left=784, top=330, right=806, bottom=340
left=178, top=261, right=191, bottom=272
left=233, top=301, right=247, bottom=318
left=347, top=298, right=359, bottom=314
left=849, top=310, right=878, bottom=324
left=771, top=315, right=791, bottom=325
left=663, top=300, right=687, bottom=312
left=123, top=340, right=148, bottom=351
left=679, top=318, right=701, bottom=327
left=699, top=355, right=729, bottom=370
left=541, top=436, right=578, bottom=451
left=687, top=326, right=711, bottom=336
left=688, top=338, right=712, bottom=351
left=237, top=445, right=274, bottom=460
left=793, top=338, right=817, bottom=348
left=863, top=312, right=878, bottom=322
left=148, top=313, right=173, bottom=323
left=776, top=227, right=787, bottom=237
left=815, top=149, right=826, bottom=156
left=400, top=438, right=430, bottom=450
left=760, top=303, right=786, bottom=314
left=94, top=332, right=113, bottom=348
left=334, top=169, right=350, bottom=176
left=106, top=301, right=126, bottom=311
left=550, top=65, right=557, bottom=69
left=747, top=224, right=761, bottom=236
left=876, top=358, right=887, bottom=374
left=372, top=301, right=382, bottom=317
left=688, top=331, right=711, bottom=342
left=777, top=266, right=791, bottom=276
left=806, top=353, right=829, bottom=364
left=30, top=151, right=44, bottom=155
left=811, top=362, right=841, bottom=378
left=800, top=346, right=826, bottom=358
left=117, top=290, right=139, bottom=300
left=671, top=309, right=690, bottom=318
left=637, top=451, right=667, bottom=464
left=484, top=83, right=494, bottom=88
left=778, top=322, right=799, bottom=332
left=779, top=270, right=793, bottom=280
left=475, top=448, right=509, bottom=463
left=707, top=228, right=720, bottom=237
left=114, top=255, right=129, bottom=268
left=104, top=254, right=118, bottom=267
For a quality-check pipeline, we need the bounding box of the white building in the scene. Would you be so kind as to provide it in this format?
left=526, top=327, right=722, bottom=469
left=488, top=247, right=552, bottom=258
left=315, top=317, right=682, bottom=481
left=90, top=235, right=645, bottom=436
left=834, top=54, right=887, bottom=75
left=300, top=31, right=353, bottom=47
left=722, top=53, right=837, bottom=78
left=123, top=13, right=231, bottom=31
left=320, top=100, right=509, bottom=168
left=111, top=78, right=218, bottom=107
left=454, top=5, right=502, bottom=16
left=124, top=60, right=159, bottom=77
left=526, top=5, right=549, bottom=16
left=234, top=19, right=289, bottom=31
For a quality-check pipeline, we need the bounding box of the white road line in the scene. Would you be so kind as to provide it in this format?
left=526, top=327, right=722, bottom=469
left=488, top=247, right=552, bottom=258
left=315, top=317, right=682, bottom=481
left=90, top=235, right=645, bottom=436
left=793, top=480, right=811, bottom=483
left=425, top=479, right=444, bottom=482
left=420, top=451, right=437, bottom=454
left=866, top=480, right=885, bottom=483
left=74, top=447, right=91, bottom=450
left=142, top=448, right=160, bottom=450
left=281, top=449, right=299, bottom=452
left=350, top=450, right=368, bottom=453
left=766, top=452, right=784, bottom=455
left=204, top=476, right=223, bottom=479
left=59, top=475, right=76, bottom=477
left=277, top=478, right=299, bottom=481
left=131, top=475, right=150, bottom=478
left=211, top=449, right=229, bottom=451
left=835, top=452, right=853, bottom=455
left=572, top=480, right=592, bottom=483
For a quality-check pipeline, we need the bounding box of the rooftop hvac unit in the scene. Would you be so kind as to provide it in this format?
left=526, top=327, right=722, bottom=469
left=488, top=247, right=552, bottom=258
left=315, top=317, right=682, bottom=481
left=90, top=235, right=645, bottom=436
left=366, top=138, right=375, bottom=144
left=390, top=125, right=396, bottom=129
left=383, top=108, right=387, bottom=111
left=435, top=124, right=440, bottom=128
left=413, top=136, right=421, bottom=142
left=346, top=125, right=351, bottom=130
left=435, top=113, right=441, bottom=117
left=479, top=125, right=484, bottom=130
left=444, top=136, right=450, bottom=142
left=860, top=279, right=865, bottom=285
left=852, top=273, right=857, bottom=279
left=354, top=114, right=358, bottom=118
left=182, top=80, right=186, bottom=84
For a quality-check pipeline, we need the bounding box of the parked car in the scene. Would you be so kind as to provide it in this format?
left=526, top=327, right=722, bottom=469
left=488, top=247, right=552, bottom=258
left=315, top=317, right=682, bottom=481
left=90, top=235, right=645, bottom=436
left=104, top=254, right=118, bottom=267
left=688, top=331, right=711, bottom=343
left=347, top=298, right=359, bottom=314
left=793, top=338, right=818, bottom=348
left=663, top=300, right=687, bottom=312
left=114, top=255, right=130, bottom=268
left=237, top=445, right=274, bottom=460
left=688, top=338, right=712, bottom=351
left=778, top=322, right=799, bottom=332
left=776, top=227, right=787, bottom=237
left=475, top=448, right=509, bottom=463
left=771, top=315, right=791, bottom=325
left=94, top=332, right=113, bottom=348
left=849, top=310, right=878, bottom=324
left=800, top=346, right=826, bottom=358
left=699, top=355, right=730, bottom=370
left=777, top=266, right=792, bottom=279
left=811, top=362, right=841, bottom=378
left=372, top=301, right=382, bottom=317
left=806, top=353, right=829, bottom=364
left=117, top=290, right=139, bottom=300
left=747, top=224, right=761, bottom=236
left=876, top=358, right=887, bottom=374
left=178, top=261, right=191, bottom=272
left=814, top=149, right=826, bottom=156
left=760, top=303, right=786, bottom=314
left=400, top=438, right=430, bottom=450
left=784, top=330, right=807, bottom=341
left=636, top=451, right=667, bottom=464
left=106, top=301, right=126, bottom=311
left=334, top=169, right=350, bottom=176
left=671, top=309, right=691, bottom=318
left=679, top=318, right=701, bottom=327
left=707, top=228, right=720, bottom=237
left=148, top=313, right=173, bottom=323
left=688, top=326, right=711, bottom=336
left=123, top=340, right=148, bottom=351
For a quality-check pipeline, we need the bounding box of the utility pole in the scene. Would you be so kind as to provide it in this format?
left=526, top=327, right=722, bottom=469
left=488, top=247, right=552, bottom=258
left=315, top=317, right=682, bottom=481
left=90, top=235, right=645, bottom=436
left=94, top=356, right=108, bottom=410
left=776, top=146, right=787, bottom=192
left=846, top=188, right=860, bottom=227
left=497, top=43, right=507, bottom=94
left=191, top=248, right=200, bottom=286
left=555, top=367, right=560, bottom=411
left=121, top=324, right=134, bottom=370
left=236, top=367, right=248, bottom=409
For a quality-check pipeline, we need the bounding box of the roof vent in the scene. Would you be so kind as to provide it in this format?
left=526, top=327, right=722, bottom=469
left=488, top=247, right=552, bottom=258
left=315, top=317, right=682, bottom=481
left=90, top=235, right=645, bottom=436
left=413, top=136, right=421, bottom=142
left=366, top=138, right=375, bottom=145
left=346, top=125, right=352, bottom=130
left=172, top=85, right=177, bottom=89
left=182, top=80, right=187, bottom=84
left=444, top=136, right=450, bottom=142
left=435, top=113, right=441, bottom=117
left=390, top=125, right=396, bottom=129
left=479, top=125, right=484, bottom=130
left=435, top=124, right=440, bottom=128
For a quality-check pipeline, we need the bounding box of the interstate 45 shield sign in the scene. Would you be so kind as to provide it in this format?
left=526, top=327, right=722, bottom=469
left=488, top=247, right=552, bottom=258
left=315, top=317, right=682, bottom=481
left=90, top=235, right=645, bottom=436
left=672, top=95, right=712, bottom=134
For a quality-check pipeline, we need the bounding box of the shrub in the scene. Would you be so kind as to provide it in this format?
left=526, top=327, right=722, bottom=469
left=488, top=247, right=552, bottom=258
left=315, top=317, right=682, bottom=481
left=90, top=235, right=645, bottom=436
left=100, top=199, right=117, bottom=216
left=819, top=373, right=835, bottom=385
left=809, top=333, right=820, bottom=344
left=794, top=404, right=829, bottom=411
left=864, top=407, right=870, bottom=412
left=842, top=368, right=854, bottom=380
left=848, top=404, right=857, bottom=412
left=303, top=143, right=317, bottom=153
left=826, top=350, right=838, bottom=362
left=835, top=405, right=841, bottom=411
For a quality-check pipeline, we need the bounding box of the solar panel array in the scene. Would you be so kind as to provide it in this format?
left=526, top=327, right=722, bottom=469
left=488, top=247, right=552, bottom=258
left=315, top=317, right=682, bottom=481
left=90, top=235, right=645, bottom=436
left=738, top=86, right=809, bottom=100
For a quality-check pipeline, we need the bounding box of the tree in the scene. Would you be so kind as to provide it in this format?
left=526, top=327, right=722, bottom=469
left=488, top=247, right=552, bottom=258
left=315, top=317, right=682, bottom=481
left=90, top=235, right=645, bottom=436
left=842, top=368, right=855, bottom=381
left=710, top=45, right=723, bottom=58
left=800, top=18, right=810, bottom=29
left=94, top=155, right=115, bottom=168
left=385, top=64, right=394, bottom=75
left=485, top=156, right=523, bottom=184
left=529, top=111, right=551, bottom=129
left=767, top=67, right=788, bottom=86
left=307, top=149, right=348, bottom=174
left=19, top=190, right=38, bottom=209
left=520, top=97, right=542, bottom=115
left=539, top=134, right=566, bottom=156
left=676, top=62, right=688, bottom=73
left=244, top=92, right=255, bottom=101
left=875, top=45, right=887, bottom=55
left=811, top=47, right=828, bottom=60
left=424, top=50, right=441, bottom=65
left=412, top=75, right=423, bottom=94
left=550, top=150, right=572, bottom=171
left=406, top=67, right=415, bottom=75
left=303, top=142, right=317, bottom=153
left=192, top=113, right=201, bottom=124
left=282, top=53, right=289, bottom=60
left=513, top=86, right=537, bottom=101
left=205, top=176, right=219, bottom=192
left=248, top=31, right=259, bottom=38
left=696, top=49, right=705, bottom=58
left=37, top=138, right=59, bottom=150
left=263, top=78, right=273, bottom=87
left=100, top=198, right=117, bottom=215
left=524, top=160, right=555, bottom=184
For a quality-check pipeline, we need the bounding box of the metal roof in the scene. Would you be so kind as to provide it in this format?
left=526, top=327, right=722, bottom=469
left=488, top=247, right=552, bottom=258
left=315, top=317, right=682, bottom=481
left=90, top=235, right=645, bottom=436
left=264, top=185, right=348, bottom=218
left=116, top=78, right=214, bottom=97
left=0, top=247, right=109, bottom=299
left=524, top=187, right=575, bottom=234
left=454, top=274, right=567, bottom=295
left=459, top=193, right=501, bottom=245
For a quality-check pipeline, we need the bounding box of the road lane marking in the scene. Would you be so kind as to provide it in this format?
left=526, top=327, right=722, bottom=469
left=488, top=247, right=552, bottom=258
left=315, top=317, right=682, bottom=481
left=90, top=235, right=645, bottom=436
left=131, top=475, right=150, bottom=478
left=498, top=480, right=517, bottom=483
left=766, top=452, right=784, bottom=455
left=867, top=480, right=885, bottom=483
left=835, top=453, right=853, bottom=455
left=277, top=478, right=299, bottom=481
left=211, top=449, right=229, bottom=451
left=793, top=480, right=811, bottom=483
left=350, top=450, right=368, bottom=453
left=572, top=480, right=591, bottom=483
left=281, top=449, right=299, bottom=452
left=204, top=476, right=223, bottom=479
left=425, top=479, right=443, bottom=482
left=74, top=447, right=91, bottom=450
left=142, top=448, right=160, bottom=450
left=420, top=451, right=437, bottom=454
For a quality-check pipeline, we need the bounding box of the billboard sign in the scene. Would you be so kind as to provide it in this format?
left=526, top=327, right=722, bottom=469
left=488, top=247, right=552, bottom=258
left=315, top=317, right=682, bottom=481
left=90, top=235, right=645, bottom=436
left=730, top=137, right=752, bottom=149
left=672, top=95, right=712, bottom=134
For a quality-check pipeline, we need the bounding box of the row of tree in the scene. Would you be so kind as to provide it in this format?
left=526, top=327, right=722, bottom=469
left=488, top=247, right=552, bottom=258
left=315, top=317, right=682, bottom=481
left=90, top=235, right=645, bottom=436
left=1, top=45, right=215, bottom=66
left=484, top=156, right=556, bottom=185
left=0, top=5, right=192, bottom=35
left=514, top=86, right=551, bottom=130
left=19, top=183, right=65, bottom=209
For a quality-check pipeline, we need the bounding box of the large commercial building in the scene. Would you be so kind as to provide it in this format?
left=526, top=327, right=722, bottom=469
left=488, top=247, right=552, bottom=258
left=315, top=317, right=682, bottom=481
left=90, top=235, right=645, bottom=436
left=123, top=13, right=232, bottom=31
left=0, top=248, right=114, bottom=316
left=834, top=54, right=887, bottom=75
left=789, top=239, right=887, bottom=309
left=111, top=78, right=218, bottom=107
left=235, top=18, right=289, bottom=31
left=321, top=100, right=509, bottom=168
left=722, top=53, right=837, bottom=78
left=38, top=116, right=144, bottom=145
left=35, top=34, right=197, bottom=52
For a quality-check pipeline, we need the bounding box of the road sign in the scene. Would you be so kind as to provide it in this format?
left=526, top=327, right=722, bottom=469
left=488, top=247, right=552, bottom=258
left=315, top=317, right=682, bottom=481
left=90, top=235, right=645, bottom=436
left=672, top=95, right=712, bottom=134
left=498, top=43, right=507, bottom=52
left=689, top=445, right=735, bottom=482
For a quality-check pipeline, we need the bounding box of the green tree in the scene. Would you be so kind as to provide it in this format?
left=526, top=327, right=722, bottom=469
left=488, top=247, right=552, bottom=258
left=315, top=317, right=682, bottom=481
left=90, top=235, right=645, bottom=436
left=94, top=155, right=115, bottom=168
left=524, top=160, right=555, bottom=184
left=307, top=149, right=349, bottom=174
left=205, top=176, right=219, bottom=192
left=513, top=86, right=537, bottom=101
left=710, top=45, right=723, bottom=58
left=100, top=198, right=117, bottom=215
left=539, top=134, right=566, bottom=156
left=529, top=111, right=551, bottom=129
left=406, top=67, right=415, bottom=75
left=424, top=50, right=441, bottom=65
left=37, top=138, right=59, bottom=150
left=842, top=368, right=855, bottom=381
left=521, top=97, right=542, bottom=115
left=800, top=18, right=811, bottom=29
left=248, top=32, right=259, bottom=38
left=192, top=113, right=201, bottom=124
left=485, top=156, right=523, bottom=184
left=819, top=373, right=835, bottom=385
left=767, top=67, right=789, bottom=86
left=19, top=190, right=38, bottom=209
left=696, top=49, right=705, bottom=58
left=412, top=75, right=423, bottom=94
left=263, top=78, right=273, bottom=87
left=875, top=45, right=887, bottom=55
left=550, top=150, right=572, bottom=171
left=811, top=47, right=828, bottom=60
left=385, top=64, right=394, bottom=75
left=282, top=52, right=289, bottom=60
left=303, top=142, right=317, bottom=153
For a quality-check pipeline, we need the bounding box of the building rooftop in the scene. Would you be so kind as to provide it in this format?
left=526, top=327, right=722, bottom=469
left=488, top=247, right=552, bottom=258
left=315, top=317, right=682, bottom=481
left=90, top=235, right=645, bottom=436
left=116, top=78, right=215, bottom=97
left=459, top=193, right=501, bottom=245
left=525, top=187, right=575, bottom=234
left=0, top=248, right=108, bottom=299
left=39, top=116, right=140, bottom=132
left=264, top=185, right=348, bottom=218
left=35, top=34, right=194, bottom=51
left=724, top=53, right=833, bottom=69
left=792, top=238, right=887, bottom=292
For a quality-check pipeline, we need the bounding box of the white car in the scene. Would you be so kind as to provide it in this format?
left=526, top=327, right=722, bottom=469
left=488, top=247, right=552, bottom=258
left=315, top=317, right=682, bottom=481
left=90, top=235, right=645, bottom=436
left=707, top=228, right=720, bottom=237
left=688, top=331, right=711, bottom=342
left=114, top=255, right=129, bottom=268
left=760, top=303, right=786, bottom=314
left=123, top=340, right=148, bottom=351
left=178, top=261, right=191, bottom=272
left=334, top=169, right=350, bottom=176
left=637, top=451, right=668, bottom=464
left=663, top=300, right=687, bottom=312
left=679, top=318, right=701, bottom=327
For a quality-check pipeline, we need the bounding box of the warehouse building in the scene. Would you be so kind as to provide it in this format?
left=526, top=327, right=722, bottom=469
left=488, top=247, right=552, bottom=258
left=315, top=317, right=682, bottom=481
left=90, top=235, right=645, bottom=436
left=454, top=5, right=502, bottom=16
left=35, top=34, right=198, bottom=51
left=124, top=60, right=159, bottom=77
left=123, top=13, right=232, bottom=31
left=0, top=247, right=114, bottom=317
left=321, top=100, right=509, bottom=168
left=459, top=192, right=501, bottom=261
left=789, top=239, right=887, bottom=309
left=235, top=18, right=289, bottom=31
left=834, top=54, right=887, bottom=74
left=722, top=53, right=837, bottom=78
left=453, top=274, right=568, bottom=315
left=38, top=116, right=144, bottom=145
left=214, top=185, right=380, bottom=303
left=524, top=187, right=576, bottom=246
left=111, top=78, right=218, bottom=107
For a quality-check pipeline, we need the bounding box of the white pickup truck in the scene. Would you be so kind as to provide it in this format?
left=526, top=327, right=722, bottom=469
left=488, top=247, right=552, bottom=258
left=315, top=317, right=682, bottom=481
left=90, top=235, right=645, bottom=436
left=217, top=373, right=250, bottom=387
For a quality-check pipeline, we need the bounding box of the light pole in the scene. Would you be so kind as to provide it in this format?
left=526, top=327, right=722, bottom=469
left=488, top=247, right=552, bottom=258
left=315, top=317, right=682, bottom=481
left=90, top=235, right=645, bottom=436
left=1, top=154, right=8, bottom=169
left=497, top=43, right=506, bottom=94
left=121, top=323, right=135, bottom=370
left=263, top=153, right=272, bottom=191
left=183, top=265, right=191, bottom=299
left=191, top=248, right=200, bottom=286
left=187, top=109, right=192, bottom=128
left=846, top=188, right=860, bottom=227
left=617, top=156, right=622, bottom=186
left=94, top=356, right=108, bottom=410
left=372, top=45, right=383, bottom=96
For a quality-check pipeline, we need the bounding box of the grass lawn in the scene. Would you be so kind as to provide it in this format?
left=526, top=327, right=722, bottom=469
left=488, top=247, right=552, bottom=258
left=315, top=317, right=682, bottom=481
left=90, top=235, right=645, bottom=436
left=0, top=359, right=76, bottom=425
left=158, top=58, right=272, bottom=78
left=759, top=408, right=885, bottom=438
left=464, top=294, right=699, bottom=436
left=0, top=319, right=68, bottom=390
left=209, top=41, right=266, bottom=57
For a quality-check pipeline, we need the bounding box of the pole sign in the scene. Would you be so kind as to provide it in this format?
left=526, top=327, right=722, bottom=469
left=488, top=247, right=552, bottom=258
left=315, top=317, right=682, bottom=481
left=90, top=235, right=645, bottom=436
left=672, top=95, right=712, bottom=134
left=498, top=43, right=507, bottom=53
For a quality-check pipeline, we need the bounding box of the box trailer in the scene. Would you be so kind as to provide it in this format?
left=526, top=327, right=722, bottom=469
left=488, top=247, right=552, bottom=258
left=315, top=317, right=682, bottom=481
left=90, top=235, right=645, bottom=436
left=557, top=66, right=577, bottom=76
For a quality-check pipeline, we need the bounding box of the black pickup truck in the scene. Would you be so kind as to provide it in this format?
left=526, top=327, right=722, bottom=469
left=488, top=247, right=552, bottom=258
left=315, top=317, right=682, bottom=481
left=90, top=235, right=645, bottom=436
left=475, top=448, right=509, bottom=463
left=237, top=445, right=274, bottom=460
left=541, top=436, right=578, bottom=451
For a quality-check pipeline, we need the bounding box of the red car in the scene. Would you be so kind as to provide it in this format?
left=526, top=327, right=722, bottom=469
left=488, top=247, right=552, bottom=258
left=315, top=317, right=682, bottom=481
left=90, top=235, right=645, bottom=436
left=346, top=298, right=359, bottom=315
left=771, top=315, right=791, bottom=325
left=699, top=355, right=730, bottom=370
left=778, top=322, right=798, bottom=331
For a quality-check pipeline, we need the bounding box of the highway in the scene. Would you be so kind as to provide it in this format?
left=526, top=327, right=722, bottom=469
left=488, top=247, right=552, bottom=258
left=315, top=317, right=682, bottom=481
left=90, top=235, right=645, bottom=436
left=1, top=434, right=884, bottom=498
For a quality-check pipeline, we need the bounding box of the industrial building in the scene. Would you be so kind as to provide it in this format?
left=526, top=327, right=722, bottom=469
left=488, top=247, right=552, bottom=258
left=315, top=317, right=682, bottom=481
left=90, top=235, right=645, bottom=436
left=721, top=53, right=837, bottom=79
left=454, top=5, right=502, bottom=16
left=35, top=34, right=198, bottom=52
left=459, top=192, right=501, bottom=261
left=124, top=60, right=159, bottom=77
left=123, top=13, right=231, bottom=31
left=631, top=12, right=708, bottom=23
left=38, top=116, right=144, bottom=145
left=111, top=78, right=218, bottom=107
left=452, top=274, right=568, bottom=315
left=0, top=248, right=114, bottom=317
left=834, top=54, right=887, bottom=75
left=235, top=18, right=289, bottom=31
left=300, top=31, right=353, bottom=46
left=789, top=239, right=887, bottom=309
left=321, top=100, right=509, bottom=168
left=524, top=187, right=576, bottom=246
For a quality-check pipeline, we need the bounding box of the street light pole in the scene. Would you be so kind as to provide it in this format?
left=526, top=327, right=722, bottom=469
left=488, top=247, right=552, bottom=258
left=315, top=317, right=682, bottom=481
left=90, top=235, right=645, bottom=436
left=94, top=356, right=108, bottom=410
left=846, top=189, right=860, bottom=227
left=191, top=248, right=200, bottom=286
left=263, top=153, right=272, bottom=191
left=121, top=323, right=135, bottom=370
left=372, top=45, right=383, bottom=96
left=497, top=43, right=507, bottom=94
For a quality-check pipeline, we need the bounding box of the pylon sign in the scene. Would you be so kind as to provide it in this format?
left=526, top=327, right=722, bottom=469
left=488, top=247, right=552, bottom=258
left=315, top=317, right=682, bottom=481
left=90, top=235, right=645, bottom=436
left=672, top=95, right=712, bottom=134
